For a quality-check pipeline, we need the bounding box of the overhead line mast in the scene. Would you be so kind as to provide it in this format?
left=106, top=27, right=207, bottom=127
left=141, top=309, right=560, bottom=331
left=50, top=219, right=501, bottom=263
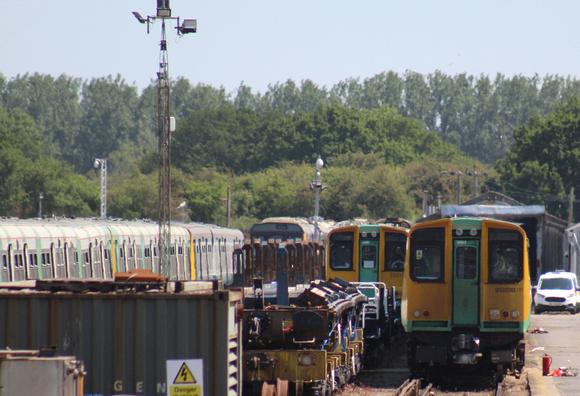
left=133, top=1, right=197, bottom=277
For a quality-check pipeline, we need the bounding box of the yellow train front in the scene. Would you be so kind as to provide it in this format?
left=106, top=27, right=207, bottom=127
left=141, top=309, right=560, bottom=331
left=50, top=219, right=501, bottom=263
left=326, top=222, right=409, bottom=351
left=326, top=222, right=408, bottom=302
left=402, top=217, right=531, bottom=374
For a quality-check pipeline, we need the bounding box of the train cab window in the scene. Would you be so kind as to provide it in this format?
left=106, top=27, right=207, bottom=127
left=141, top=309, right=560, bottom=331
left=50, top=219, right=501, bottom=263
left=329, top=232, right=354, bottom=270
left=384, top=233, right=406, bottom=271
left=410, top=227, right=445, bottom=282
left=488, top=228, right=523, bottom=283
left=361, top=245, right=376, bottom=269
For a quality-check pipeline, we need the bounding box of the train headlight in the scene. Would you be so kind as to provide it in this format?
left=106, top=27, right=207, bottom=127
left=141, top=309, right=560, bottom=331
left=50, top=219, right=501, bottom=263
left=297, top=352, right=317, bottom=366
left=413, top=310, right=421, bottom=318
left=511, top=310, right=519, bottom=318
left=502, top=310, right=510, bottom=318
left=455, top=228, right=463, bottom=236
left=490, top=309, right=500, bottom=320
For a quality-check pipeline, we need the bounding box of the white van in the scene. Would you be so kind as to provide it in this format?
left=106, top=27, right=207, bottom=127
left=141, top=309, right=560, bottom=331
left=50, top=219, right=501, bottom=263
left=534, top=270, right=580, bottom=314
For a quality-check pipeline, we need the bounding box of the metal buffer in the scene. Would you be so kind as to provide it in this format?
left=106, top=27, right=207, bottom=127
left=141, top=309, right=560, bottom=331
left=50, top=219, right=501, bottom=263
left=309, top=156, right=328, bottom=241
left=133, top=0, right=197, bottom=277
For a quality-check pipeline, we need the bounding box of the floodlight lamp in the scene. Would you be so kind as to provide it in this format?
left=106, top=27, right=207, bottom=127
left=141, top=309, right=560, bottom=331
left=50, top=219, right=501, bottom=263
left=132, top=11, right=146, bottom=24
left=316, top=157, right=324, bottom=169
left=94, top=159, right=100, bottom=169
left=178, top=19, right=197, bottom=34
left=157, top=0, right=171, bottom=17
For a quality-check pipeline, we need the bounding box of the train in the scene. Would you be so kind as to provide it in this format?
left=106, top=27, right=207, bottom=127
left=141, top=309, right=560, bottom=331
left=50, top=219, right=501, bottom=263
left=249, top=217, right=335, bottom=245
left=0, top=217, right=244, bottom=284
left=326, top=218, right=411, bottom=302
left=402, top=217, right=531, bottom=375
left=324, top=218, right=411, bottom=360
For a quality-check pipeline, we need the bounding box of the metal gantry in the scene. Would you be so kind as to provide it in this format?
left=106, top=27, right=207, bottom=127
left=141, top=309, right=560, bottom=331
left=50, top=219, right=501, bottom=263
left=133, top=1, right=197, bottom=277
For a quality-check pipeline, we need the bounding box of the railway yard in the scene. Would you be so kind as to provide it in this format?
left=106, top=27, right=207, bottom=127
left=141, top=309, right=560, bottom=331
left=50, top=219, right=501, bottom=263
left=334, top=332, right=529, bottom=396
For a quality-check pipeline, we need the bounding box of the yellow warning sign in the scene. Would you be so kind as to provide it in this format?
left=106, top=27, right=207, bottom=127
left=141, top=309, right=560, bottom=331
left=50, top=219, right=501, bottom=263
left=167, top=359, right=204, bottom=396
left=169, top=385, right=201, bottom=396
left=173, top=363, right=197, bottom=384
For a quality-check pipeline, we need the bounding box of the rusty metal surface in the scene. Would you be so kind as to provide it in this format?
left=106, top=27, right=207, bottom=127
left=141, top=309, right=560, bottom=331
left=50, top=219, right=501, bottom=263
left=233, top=240, right=325, bottom=287
left=0, top=282, right=243, bottom=396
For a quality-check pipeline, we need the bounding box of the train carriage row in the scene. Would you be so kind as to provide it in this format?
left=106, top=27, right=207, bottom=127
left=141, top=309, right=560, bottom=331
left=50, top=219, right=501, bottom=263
left=0, top=218, right=244, bottom=284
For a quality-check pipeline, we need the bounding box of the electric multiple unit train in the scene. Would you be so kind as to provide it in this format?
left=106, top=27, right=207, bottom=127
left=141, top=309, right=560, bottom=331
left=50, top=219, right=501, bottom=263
left=0, top=218, right=244, bottom=284
left=402, top=217, right=531, bottom=374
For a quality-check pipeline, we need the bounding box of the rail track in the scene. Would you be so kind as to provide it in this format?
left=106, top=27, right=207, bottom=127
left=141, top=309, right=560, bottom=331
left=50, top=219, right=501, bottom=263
left=337, top=367, right=528, bottom=396
left=391, top=372, right=527, bottom=396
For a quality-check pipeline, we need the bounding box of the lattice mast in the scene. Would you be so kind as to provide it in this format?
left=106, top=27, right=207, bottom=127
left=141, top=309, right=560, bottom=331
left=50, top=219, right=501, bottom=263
left=158, top=20, right=171, bottom=278
left=132, top=1, right=197, bottom=278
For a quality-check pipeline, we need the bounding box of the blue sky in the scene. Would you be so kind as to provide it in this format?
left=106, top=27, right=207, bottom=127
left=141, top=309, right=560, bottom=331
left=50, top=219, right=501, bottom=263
left=2, top=1, right=580, bottom=94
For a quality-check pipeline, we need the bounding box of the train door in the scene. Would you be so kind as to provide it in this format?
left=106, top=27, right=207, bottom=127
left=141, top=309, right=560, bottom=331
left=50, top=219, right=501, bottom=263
left=177, top=241, right=186, bottom=280
left=2, top=246, right=12, bottom=282
left=13, top=247, right=25, bottom=281
left=27, top=246, right=40, bottom=279
left=68, top=243, right=79, bottom=278
left=55, top=243, right=67, bottom=278
left=92, top=243, right=103, bottom=278
left=81, top=244, right=92, bottom=277
left=126, top=242, right=135, bottom=271
left=104, top=241, right=113, bottom=278
left=452, top=239, right=480, bottom=326
left=359, top=235, right=379, bottom=282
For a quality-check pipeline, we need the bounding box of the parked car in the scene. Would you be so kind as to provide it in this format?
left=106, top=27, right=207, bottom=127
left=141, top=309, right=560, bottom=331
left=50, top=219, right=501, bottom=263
left=534, top=270, right=580, bottom=314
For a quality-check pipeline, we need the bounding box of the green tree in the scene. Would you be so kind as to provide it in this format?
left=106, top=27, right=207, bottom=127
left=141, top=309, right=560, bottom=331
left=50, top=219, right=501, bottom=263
left=76, top=75, right=140, bottom=173
left=108, top=170, right=158, bottom=220
left=495, top=98, right=580, bottom=219
left=0, top=73, right=83, bottom=161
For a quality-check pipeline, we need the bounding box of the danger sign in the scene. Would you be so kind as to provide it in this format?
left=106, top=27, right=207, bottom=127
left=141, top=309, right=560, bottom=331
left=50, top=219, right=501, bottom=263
left=167, top=359, right=204, bottom=396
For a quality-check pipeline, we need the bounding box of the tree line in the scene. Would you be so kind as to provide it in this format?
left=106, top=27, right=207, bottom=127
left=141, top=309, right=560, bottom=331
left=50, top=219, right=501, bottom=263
left=1, top=71, right=579, bottom=227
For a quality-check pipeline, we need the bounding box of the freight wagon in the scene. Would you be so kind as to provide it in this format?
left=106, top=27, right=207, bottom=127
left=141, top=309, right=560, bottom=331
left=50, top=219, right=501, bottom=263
left=0, top=279, right=243, bottom=395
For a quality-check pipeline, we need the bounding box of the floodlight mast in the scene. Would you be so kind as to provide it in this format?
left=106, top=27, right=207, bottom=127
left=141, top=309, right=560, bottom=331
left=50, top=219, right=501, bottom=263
left=133, top=1, right=196, bottom=278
